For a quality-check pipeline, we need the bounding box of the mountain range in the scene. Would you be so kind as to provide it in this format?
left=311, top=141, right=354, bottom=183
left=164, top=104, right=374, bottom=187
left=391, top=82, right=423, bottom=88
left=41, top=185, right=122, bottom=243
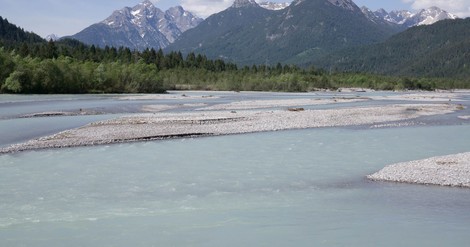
left=166, top=0, right=401, bottom=65
left=68, top=0, right=458, bottom=56
left=362, top=6, right=458, bottom=28
left=68, top=0, right=202, bottom=50
left=166, top=0, right=461, bottom=65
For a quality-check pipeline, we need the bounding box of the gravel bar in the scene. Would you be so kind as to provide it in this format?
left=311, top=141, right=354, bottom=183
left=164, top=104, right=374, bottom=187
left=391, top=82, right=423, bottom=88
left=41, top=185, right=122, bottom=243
left=0, top=103, right=460, bottom=154
left=367, top=152, right=470, bottom=188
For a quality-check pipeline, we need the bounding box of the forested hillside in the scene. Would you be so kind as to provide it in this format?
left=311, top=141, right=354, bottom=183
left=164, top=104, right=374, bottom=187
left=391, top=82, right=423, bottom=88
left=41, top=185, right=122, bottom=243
left=315, top=18, right=470, bottom=79
left=0, top=17, right=44, bottom=47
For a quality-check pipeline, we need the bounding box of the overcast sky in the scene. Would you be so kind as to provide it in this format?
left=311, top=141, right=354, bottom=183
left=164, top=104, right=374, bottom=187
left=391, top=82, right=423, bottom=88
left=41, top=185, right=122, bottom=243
left=0, top=0, right=468, bottom=38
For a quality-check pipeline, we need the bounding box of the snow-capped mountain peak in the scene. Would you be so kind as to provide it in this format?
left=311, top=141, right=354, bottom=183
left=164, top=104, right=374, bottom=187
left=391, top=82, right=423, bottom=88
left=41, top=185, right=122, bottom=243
left=232, top=0, right=258, bottom=8
left=413, top=6, right=459, bottom=26
left=362, top=6, right=458, bottom=28
left=374, top=8, right=388, bottom=18
left=258, top=1, right=290, bottom=11
left=71, top=1, right=203, bottom=50
left=386, top=10, right=414, bottom=25
left=140, top=0, right=154, bottom=8
left=166, top=6, right=203, bottom=33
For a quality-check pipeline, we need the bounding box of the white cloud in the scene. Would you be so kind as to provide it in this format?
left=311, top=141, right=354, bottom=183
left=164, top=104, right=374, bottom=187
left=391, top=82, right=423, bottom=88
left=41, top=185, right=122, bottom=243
left=181, top=0, right=233, bottom=18
left=403, top=0, right=470, bottom=17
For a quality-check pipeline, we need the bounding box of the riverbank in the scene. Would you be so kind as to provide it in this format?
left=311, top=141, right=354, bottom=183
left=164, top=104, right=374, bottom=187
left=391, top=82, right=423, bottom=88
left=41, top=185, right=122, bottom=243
left=368, top=152, right=470, bottom=188
left=0, top=103, right=460, bottom=154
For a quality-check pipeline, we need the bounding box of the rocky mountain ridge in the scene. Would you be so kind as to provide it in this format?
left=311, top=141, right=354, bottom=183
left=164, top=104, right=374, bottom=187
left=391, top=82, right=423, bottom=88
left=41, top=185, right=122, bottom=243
left=362, top=6, right=458, bottom=27
left=69, top=0, right=202, bottom=50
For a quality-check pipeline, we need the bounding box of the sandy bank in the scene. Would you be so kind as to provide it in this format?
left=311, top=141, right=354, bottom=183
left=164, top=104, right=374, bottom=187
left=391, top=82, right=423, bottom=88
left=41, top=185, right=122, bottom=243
left=0, top=103, right=460, bottom=154
left=367, top=152, right=470, bottom=188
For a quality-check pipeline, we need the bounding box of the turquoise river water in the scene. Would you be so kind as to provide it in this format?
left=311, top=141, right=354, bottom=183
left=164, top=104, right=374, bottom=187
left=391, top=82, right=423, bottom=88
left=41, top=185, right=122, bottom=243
left=0, top=93, right=470, bottom=246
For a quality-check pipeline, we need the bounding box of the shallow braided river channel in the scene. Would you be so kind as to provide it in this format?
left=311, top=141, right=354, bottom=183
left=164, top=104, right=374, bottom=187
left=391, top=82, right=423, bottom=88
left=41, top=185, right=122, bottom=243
left=1, top=91, right=470, bottom=246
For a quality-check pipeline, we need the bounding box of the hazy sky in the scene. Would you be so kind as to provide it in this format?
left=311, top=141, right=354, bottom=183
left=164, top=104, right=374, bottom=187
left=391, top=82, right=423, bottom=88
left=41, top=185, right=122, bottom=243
left=0, top=0, right=468, bottom=38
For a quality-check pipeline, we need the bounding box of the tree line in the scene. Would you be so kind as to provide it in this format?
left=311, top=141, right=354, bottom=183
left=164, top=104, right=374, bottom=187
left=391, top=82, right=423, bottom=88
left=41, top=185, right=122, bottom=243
left=0, top=41, right=309, bottom=94
left=2, top=43, right=468, bottom=94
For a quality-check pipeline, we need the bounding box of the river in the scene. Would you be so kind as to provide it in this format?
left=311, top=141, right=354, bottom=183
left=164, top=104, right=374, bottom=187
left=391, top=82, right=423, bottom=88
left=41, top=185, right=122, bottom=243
left=1, top=91, right=469, bottom=246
